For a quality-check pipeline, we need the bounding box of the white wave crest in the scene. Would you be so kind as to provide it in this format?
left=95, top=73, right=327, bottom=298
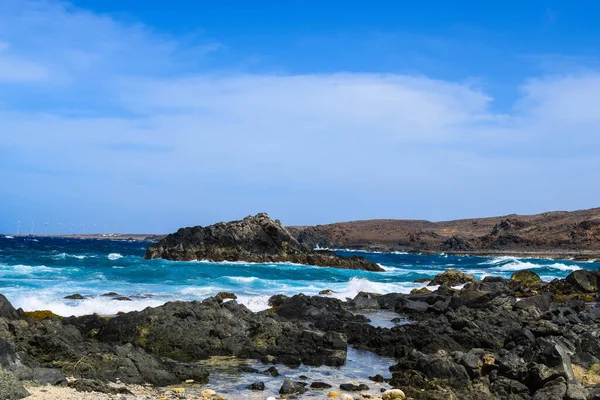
left=53, top=253, right=88, bottom=260
left=225, top=276, right=259, bottom=283
left=235, top=295, right=272, bottom=312
left=331, top=277, right=417, bottom=301
left=490, top=260, right=581, bottom=272
left=4, top=236, right=14, bottom=239
left=0, top=264, right=57, bottom=274
left=480, top=256, right=518, bottom=265
left=10, top=295, right=164, bottom=317
left=108, top=253, right=123, bottom=260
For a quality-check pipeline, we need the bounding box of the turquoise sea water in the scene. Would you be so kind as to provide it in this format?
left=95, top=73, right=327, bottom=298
left=0, top=235, right=597, bottom=317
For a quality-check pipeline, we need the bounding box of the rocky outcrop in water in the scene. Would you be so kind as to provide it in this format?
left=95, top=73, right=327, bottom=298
left=145, top=213, right=383, bottom=271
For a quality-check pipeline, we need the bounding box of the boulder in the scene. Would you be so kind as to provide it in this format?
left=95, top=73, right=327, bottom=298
left=247, top=381, right=265, bottom=390
left=566, top=270, right=600, bottom=293
left=340, top=383, right=369, bottom=391
left=428, top=270, right=475, bottom=287
left=32, top=367, right=67, bottom=386
left=383, top=389, right=406, bottom=400
left=351, top=291, right=381, bottom=309
left=310, top=381, right=332, bottom=389
left=279, top=379, right=307, bottom=395
left=511, top=270, right=542, bottom=286
left=0, top=295, right=21, bottom=320
left=215, top=292, right=237, bottom=300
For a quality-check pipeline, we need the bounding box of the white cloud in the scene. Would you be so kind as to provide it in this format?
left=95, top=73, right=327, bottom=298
left=1, top=0, right=600, bottom=230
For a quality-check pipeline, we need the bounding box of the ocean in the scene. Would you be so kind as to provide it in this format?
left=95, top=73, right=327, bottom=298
left=0, top=235, right=597, bottom=317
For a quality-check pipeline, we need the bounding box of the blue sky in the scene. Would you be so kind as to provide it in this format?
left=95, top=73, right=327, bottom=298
left=1, top=0, right=600, bottom=234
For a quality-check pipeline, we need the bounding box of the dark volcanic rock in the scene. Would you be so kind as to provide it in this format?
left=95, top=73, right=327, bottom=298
left=64, top=294, right=85, bottom=300
left=340, top=382, right=369, bottom=391
left=0, top=294, right=21, bottom=320
left=310, top=381, right=332, bottom=389
left=279, top=379, right=307, bottom=395
left=145, top=213, right=383, bottom=271
left=565, top=270, right=600, bottom=293
left=98, top=296, right=347, bottom=367
left=247, top=381, right=265, bottom=391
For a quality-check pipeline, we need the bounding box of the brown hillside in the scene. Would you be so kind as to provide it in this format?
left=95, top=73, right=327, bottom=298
left=289, top=208, right=600, bottom=260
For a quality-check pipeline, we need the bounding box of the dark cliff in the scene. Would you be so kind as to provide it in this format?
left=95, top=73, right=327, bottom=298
left=145, top=213, right=383, bottom=271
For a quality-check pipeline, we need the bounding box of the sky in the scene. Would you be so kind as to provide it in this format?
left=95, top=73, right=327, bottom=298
left=1, top=0, right=600, bottom=234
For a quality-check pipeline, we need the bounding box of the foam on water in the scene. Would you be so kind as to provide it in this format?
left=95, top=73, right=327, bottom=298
left=11, top=293, right=165, bottom=317
left=0, top=236, right=598, bottom=317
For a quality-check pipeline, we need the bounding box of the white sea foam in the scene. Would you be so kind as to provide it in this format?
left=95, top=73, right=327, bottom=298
left=377, top=264, right=410, bottom=274
left=235, top=295, right=272, bottom=312
left=489, top=259, right=580, bottom=272
left=53, top=253, right=88, bottom=260
left=226, top=276, right=259, bottom=283
left=108, top=253, right=123, bottom=260
left=331, top=277, right=417, bottom=301
left=4, top=236, right=14, bottom=239
left=11, top=294, right=165, bottom=317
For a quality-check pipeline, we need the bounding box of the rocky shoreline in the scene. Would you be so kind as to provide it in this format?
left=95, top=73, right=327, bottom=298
left=145, top=213, right=383, bottom=271
left=1, top=267, right=600, bottom=399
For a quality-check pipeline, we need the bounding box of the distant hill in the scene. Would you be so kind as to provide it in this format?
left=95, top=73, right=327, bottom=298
left=289, top=208, right=600, bottom=260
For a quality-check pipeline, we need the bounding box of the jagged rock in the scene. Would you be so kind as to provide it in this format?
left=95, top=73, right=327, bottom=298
left=99, top=296, right=347, bottom=367
left=145, top=213, right=383, bottom=271
left=566, top=270, right=600, bottom=293
left=268, top=294, right=289, bottom=307
left=215, top=292, right=237, bottom=300
left=532, top=377, right=567, bottom=400
left=428, top=269, right=475, bottom=287
left=351, top=291, right=381, bottom=309
left=0, top=295, right=21, bottom=320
